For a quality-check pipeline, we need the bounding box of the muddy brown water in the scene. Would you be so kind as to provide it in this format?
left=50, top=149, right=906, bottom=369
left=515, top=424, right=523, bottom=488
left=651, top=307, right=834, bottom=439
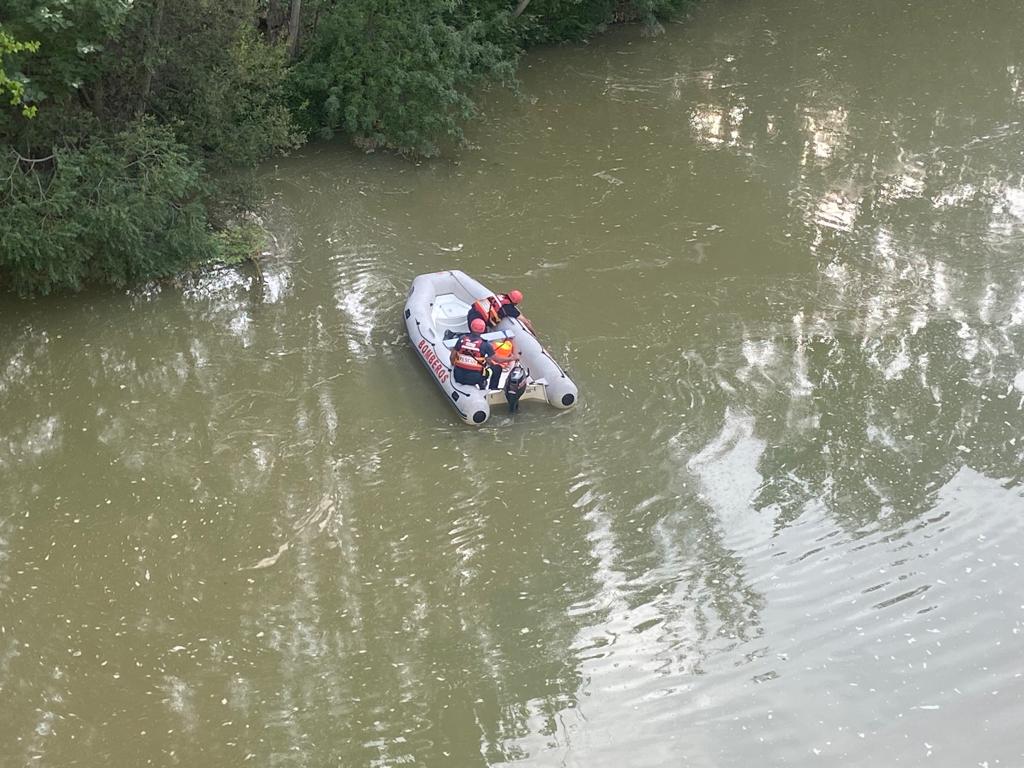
left=3, top=0, right=1024, bottom=765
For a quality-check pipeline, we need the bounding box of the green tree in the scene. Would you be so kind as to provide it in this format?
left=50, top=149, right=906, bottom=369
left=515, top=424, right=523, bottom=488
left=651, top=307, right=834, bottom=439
left=0, top=1, right=130, bottom=131
left=0, top=25, right=40, bottom=118
left=288, top=0, right=696, bottom=154
left=1, top=119, right=213, bottom=295
left=1, top=1, right=302, bottom=295
left=97, top=0, right=302, bottom=169
left=290, top=0, right=516, bottom=156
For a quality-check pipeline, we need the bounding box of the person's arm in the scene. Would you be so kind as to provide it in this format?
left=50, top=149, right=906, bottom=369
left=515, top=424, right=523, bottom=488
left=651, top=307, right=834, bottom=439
left=480, top=341, right=504, bottom=369
left=500, top=303, right=536, bottom=335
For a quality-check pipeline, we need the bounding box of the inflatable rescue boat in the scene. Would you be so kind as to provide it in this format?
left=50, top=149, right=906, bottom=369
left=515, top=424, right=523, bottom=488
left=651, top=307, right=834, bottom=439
left=404, top=270, right=578, bottom=425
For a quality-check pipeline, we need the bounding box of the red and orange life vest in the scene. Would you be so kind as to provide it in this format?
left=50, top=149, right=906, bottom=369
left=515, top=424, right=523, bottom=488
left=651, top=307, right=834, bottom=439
left=453, top=335, right=487, bottom=371
left=471, top=297, right=502, bottom=326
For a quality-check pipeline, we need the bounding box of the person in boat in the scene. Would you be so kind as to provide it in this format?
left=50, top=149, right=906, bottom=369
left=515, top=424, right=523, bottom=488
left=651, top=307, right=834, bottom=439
left=450, top=318, right=502, bottom=390
left=467, top=290, right=536, bottom=335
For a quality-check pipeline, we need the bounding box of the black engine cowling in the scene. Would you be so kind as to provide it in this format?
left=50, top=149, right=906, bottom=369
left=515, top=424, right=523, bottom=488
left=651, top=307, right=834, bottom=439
left=504, top=364, right=529, bottom=413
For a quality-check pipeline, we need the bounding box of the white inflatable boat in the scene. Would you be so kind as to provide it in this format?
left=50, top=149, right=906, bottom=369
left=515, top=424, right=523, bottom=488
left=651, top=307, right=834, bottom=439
left=404, top=270, right=578, bottom=425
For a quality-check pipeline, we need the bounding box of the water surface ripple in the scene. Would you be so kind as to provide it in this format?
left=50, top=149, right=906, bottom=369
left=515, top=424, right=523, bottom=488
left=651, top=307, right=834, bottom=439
left=3, top=0, right=1024, bottom=765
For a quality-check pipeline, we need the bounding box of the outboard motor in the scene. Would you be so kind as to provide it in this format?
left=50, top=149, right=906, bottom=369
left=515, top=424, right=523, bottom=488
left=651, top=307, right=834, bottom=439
left=504, top=364, right=529, bottom=413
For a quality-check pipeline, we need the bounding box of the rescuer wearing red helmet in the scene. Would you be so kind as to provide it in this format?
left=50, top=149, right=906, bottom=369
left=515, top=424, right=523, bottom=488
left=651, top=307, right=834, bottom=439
left=450, top=317, right=502, bottom=389
left=466, top=289, right=535, bottom=335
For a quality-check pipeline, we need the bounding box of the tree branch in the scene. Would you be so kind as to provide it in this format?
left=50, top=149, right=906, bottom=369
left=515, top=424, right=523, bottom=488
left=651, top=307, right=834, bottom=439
left=12, top=150, right=56, bottom=165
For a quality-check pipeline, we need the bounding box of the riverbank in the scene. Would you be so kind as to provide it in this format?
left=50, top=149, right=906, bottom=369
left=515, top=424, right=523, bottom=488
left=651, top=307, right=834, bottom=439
left=1, top=1, right=696, bottom=296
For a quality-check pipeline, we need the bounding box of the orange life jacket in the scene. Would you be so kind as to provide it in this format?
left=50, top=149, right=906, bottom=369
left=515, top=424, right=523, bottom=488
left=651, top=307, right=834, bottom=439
left=472, top=297, right=502, bottom=326
left=453, top=335, right=486, bottom=371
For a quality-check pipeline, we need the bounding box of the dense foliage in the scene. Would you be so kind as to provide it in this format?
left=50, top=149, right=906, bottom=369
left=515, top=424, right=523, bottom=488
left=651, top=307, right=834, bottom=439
left=1, top=0, right=695, bottom=295
left=2, top=120, right=212, bottom=295
left=289, top=1, right=517, bottom=156
left=1, top=0, right=300, bottom=294
left=0, top=26, right=40, bottom=117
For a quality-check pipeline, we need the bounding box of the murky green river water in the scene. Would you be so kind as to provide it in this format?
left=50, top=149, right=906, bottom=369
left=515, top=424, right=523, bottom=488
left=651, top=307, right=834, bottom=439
left=4, top=1, right=1024, bottom=765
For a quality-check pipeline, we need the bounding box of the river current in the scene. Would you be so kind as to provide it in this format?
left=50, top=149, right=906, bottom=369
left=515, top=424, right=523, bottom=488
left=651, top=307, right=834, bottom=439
left=3, top=0, right=1024, bottom=765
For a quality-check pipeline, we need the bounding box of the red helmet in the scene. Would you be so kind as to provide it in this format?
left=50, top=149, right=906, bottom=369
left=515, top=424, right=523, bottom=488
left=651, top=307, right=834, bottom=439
left=470, top=318, right=486, bottom=333
left=507, top=289, right=523, bottom=304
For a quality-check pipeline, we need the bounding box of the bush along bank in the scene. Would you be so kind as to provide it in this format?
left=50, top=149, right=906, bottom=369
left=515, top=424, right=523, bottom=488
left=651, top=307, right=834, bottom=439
left=1, top=0, right=695, bottom=296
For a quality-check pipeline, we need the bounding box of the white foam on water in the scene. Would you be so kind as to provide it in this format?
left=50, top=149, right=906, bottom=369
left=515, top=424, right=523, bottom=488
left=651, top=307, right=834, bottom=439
left=883, top=338, right=911, bottom=381
left=690, top=104, right=725, bottom=146
left=791, top=312, right=814, bottom=397
left=1008, top=282, right=1024, bottom=326
left=687, top=408, right=773, bottom=552
left=1000, top=185, right=1024, bottom=220
left=931, top=260, right=950, bottom=311
left=336, top=271, right=377, bottom=357
left=956, top=321, right=979, bottom=362
left=260, top=266, right=291, bottom=304
left=978, top=283, right=999, bottom=324
left=803, top=106, right=849, bottom=162
left=813, top=191, right=859, bottom=232
left=931, top=183, right=976, bottom=208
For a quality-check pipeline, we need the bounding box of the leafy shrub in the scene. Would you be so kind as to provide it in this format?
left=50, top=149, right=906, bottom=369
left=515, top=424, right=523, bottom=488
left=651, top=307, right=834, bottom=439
left=97, top=2, right=304, bottom=170
left=290, top=0, right=516, bottom=156
left=1, top=120, right=214, bottom=295
left=290, top=0, right=697, bottom=154
left=213, top=221, right=266, bottom=266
